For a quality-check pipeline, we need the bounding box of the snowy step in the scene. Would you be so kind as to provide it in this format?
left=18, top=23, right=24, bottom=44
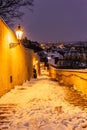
left=0, top=104, right=17, bottom=129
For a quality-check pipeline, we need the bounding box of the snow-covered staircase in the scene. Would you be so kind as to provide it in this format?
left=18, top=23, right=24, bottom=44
left=0, top=104, right=16, bottom=129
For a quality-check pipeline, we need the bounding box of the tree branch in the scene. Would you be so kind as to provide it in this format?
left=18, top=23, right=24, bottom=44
left=0, top=0, right=34, bottom=26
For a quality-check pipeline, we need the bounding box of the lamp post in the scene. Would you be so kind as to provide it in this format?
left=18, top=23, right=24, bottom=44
left=9, top=24, right=23, bottom=48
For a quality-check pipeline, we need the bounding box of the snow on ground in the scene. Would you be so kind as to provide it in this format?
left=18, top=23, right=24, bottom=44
left=0, top=70, right=87, bottom=129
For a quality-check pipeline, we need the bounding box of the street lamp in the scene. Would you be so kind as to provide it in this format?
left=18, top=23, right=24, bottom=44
left=15, top=24, right=23, bottom=41
left=9, top=24, right=23, bottom=48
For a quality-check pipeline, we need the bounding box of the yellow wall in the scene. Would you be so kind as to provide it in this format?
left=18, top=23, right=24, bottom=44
left=33, top=53, right=40, bottom=76
left=0, top=18, right=35, bottom=96
left=49, top=65, right=87, bottom=95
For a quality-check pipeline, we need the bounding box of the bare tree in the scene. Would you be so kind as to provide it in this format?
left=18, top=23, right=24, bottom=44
left=0, top=0, right=34, bottom=26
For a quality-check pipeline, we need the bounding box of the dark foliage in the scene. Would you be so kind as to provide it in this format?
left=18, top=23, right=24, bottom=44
left=22, top=38, right=43, bottom=52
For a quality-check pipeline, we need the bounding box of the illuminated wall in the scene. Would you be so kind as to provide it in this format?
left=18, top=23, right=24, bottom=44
left=0, top=18, right=36, bottom=96
left=33, top=53, right=40, bottom=75
left=49, top=65, right=87, bottom=96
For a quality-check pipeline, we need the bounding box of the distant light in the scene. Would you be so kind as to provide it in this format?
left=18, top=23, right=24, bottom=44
left=47, top=56, right=51, bottom=60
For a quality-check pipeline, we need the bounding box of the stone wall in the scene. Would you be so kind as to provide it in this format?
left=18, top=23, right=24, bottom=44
left=33, top=53, right=40, bottom=75
left=49, top=65, right=87, bottom=95
left=0, top=18, right=37, bottom=96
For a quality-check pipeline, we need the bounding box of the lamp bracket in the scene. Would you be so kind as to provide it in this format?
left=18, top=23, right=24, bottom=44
left=9, top=42, right=20, bottom=48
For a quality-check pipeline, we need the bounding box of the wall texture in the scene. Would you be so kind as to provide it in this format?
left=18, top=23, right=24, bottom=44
left=33, top=53, right=40, bottom=75
left=49, top=65, right=87, bottom=96
left=0, top=18, right=39, bottom=96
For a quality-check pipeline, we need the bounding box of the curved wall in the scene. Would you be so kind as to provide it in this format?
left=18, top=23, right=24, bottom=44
left=49, top=65, right=87, bottom=95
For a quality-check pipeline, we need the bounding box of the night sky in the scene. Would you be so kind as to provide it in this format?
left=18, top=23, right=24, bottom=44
left=16, top=0, right=87, bottom=42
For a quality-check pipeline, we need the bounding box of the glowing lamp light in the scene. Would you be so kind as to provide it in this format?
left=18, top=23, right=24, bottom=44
left=16, top=24, right=23, bottom=40
left=9, top=24, right=23, bottom=48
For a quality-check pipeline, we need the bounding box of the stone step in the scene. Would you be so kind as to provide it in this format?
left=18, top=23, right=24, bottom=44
left=0, top=104, right=17, bottom=129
